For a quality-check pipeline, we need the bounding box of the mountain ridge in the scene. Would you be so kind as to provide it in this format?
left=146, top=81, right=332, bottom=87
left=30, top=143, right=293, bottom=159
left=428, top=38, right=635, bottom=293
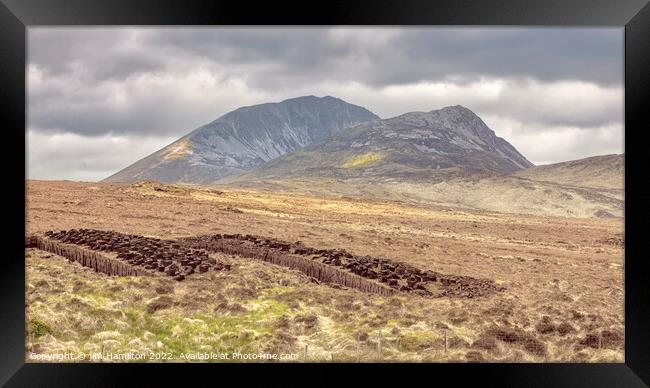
left=221, top=104, right=533, bottom=183
left=103, top=95, right=379, bottom=183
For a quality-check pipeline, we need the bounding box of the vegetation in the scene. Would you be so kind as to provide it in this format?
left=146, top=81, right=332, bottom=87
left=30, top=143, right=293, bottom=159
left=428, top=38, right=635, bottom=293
left=25, top=181, right=625, bottom=363
left=29, top=319, right=52, bottom=338
left=342, top=152, right=384, bottom=168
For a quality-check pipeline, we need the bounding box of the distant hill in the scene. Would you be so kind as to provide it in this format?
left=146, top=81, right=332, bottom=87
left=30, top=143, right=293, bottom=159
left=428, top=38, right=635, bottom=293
left=223, top=105, right=533, bottom=183
left=223, top=152, right=624, bottom=218
left=103, top=96, right=379, bottom=183
left=389, top=171, right=623, bottom=218
left=514, top=154, right=624, bottom=190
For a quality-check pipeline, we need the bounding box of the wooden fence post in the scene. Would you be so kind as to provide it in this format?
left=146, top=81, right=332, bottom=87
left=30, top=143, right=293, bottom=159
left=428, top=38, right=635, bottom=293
left=357, top=340, right=361, bottom=362
left=444, top=330, right=448, bottom=353
left=377, top=331, right=383, bottom=361
left=599, top=332, right=602, bottom=349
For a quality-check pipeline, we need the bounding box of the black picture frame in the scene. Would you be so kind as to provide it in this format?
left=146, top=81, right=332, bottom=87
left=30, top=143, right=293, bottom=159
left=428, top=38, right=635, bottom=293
left=2, top=0, right=649, bottom=386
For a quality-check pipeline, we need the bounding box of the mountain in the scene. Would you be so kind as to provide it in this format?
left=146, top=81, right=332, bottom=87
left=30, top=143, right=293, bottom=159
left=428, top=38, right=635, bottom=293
left=223, top=105, right=533, bottom=183
left=514, top=154, right=624, bottom=190
left=103, top=96, right=379, bottom=183
left=218, top=107, right=623, bottom=218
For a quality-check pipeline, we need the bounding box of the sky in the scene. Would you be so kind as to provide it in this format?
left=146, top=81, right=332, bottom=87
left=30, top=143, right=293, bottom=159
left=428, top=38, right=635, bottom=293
left=27, top=27, right=624, bottom=181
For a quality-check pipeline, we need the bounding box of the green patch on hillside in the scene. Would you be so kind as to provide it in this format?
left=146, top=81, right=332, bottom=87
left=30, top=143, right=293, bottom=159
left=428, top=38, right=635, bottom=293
left=342, top=152, right=385, bottom=169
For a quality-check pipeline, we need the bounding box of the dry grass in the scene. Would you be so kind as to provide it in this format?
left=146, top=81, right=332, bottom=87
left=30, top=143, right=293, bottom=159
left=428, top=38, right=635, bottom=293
left=25, top=180, right=624, bottom=362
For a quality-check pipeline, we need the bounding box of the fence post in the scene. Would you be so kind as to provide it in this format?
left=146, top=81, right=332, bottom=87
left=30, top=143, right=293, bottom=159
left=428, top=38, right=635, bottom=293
left=357, top=340, right=361, bottom=362
left=377, top=331, right=383, bottom=361
left=303, top=344, right=308, bottom=362
left=444, top=330, right=448, bottom=353
left=599, top=332, right=602, bottom=349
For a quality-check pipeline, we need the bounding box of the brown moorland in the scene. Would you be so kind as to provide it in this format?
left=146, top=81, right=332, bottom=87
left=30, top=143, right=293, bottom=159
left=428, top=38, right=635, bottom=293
left=26, top=180, right=623, bottom=362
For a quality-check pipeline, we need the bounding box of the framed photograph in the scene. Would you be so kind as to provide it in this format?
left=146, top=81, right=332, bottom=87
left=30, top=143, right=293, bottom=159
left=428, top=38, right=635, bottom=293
left=2, top=0, right=649, bottom=385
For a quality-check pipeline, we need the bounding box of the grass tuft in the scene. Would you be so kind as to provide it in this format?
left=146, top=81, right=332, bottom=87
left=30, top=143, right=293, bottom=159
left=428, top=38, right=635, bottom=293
left=30, top=319, right=53, bottom=338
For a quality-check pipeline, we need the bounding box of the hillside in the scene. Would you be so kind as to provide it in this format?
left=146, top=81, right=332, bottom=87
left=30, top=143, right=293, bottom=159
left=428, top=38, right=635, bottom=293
left=222, top=153, right=624, bottom=218
left=222, top=105, right=533, bottom=183
left=103, top=96, right=379, bottom=183
left=514, top=154, right=624, bottom=190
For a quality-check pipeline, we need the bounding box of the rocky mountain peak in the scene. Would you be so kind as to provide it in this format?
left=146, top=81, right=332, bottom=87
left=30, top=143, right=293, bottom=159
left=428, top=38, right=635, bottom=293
left=224, top=105, right=534, bottom=184
left=103, top=96, right=379, bottom=183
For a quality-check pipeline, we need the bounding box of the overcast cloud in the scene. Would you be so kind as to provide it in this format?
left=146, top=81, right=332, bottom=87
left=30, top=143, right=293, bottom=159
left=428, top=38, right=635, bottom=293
left=27, top=27, right=624, bottom=181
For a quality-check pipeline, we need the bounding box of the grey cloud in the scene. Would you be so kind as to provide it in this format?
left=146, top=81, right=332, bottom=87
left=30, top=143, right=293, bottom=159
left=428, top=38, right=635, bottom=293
left=29, top=84, right=212, bottom=137
left=396, top=28, right=623, bottom=86
left=27, top=130, right=178, bottom=181
left=26, top=27, right=624, bottom=180
left=28, top=27, right=623, bottom=137
left=29, top=28, right=168, bottom=81
left=145, top=27, right=623, bottom=87
left=29, top=27, right=622, bottom=86
left=507, top=125, right=624, bottom=166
